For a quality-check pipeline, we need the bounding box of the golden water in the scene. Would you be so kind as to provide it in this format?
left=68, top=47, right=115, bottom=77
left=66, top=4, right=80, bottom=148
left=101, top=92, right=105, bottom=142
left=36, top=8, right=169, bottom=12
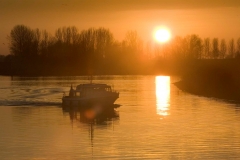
left=0, top=75, right=240, bottom=159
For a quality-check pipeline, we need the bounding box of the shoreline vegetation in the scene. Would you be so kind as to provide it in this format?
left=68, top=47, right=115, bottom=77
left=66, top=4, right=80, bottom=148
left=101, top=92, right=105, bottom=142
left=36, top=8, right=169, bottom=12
left=174, top=59, right=240, bottom=103
left=0, top=24, right=240, bottom=76
left=1, top=24, right=240, bottom=102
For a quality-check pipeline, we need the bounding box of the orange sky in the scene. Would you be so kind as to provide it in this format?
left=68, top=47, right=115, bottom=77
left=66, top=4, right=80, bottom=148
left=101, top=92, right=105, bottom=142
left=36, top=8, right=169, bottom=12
left=0, top=0, right=240, bottom=55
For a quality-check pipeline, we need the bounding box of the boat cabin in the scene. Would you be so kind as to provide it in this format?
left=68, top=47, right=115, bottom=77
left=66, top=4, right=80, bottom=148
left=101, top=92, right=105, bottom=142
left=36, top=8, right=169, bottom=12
left=68, top=83, right=114, bottom=97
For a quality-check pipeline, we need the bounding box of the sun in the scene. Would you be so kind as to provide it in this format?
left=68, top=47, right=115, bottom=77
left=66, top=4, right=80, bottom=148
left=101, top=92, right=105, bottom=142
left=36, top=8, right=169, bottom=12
left=154, top=28, right=171, bottom=43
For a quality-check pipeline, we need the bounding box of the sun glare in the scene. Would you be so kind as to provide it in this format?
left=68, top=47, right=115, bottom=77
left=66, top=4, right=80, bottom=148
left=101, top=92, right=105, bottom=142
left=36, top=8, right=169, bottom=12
left=154, top=28, right=171, bottom=43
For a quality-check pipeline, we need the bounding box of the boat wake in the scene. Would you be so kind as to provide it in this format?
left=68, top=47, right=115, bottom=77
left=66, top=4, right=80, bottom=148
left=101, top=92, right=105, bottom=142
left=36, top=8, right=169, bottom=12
left=0, top=100, right=62, bottom=107
left=0, top=87, right=64, bottom=107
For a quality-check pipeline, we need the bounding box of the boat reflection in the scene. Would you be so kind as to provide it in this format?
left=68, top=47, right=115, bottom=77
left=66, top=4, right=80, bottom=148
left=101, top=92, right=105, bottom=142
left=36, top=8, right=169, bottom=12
left=62, top=104, right=120, bottom=125
left=62, top=104, right=120, bottom=154
left=155, top=76, right=170, bottom=117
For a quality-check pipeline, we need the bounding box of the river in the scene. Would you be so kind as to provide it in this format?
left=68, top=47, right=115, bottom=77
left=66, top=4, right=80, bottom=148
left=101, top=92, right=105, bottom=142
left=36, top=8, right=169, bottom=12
left=0, top=75, right=240, bottom=159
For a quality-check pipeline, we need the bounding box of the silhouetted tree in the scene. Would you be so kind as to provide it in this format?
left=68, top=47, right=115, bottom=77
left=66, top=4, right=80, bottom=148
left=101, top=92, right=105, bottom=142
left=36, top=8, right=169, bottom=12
left=203, top=38, right=211, bottom=59
left=79, top=28, right=96, bottom=55
left=123, top=30, right=143, bottom=60
left=53, top=26, right=81, bottom=58
left=228, top=39, right=235, bottom=58
left=94, top=28, right=114, bottom=58
left=181, top=36, right=191, bottom=58
left=5, top=24, right=240, bottom=76
left=31, top=28, right=41, bottom=56
left=125, top=31, right=143, bottom=51
left=236, top=38, right=240, bottom=58
left=170, top=36, right=184, bottom=59
left=219, top=39, right=227, bottom=59
left=189, top=35, right=202, bottom=59
left=39, top=30, right=52, bottom=57
left=9, top=25, right=38, bottom=57
left=212, top=38, right=219, bottom=59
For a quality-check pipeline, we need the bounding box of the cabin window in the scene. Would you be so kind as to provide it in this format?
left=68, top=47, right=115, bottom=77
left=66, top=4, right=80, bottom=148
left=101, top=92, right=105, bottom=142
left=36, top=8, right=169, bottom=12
left=76, top=92, right=81, bottom=96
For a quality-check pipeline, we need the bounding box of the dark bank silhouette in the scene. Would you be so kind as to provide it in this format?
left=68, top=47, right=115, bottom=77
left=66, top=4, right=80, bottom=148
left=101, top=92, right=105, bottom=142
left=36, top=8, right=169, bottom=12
left=174, top=59, right=240, bottom=103
left=3, top=25, right=149, bottom=76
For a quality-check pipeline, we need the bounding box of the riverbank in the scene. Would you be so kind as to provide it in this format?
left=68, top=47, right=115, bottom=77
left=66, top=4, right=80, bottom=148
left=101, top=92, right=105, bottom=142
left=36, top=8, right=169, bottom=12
left=174, top=60, right=240, bottom=103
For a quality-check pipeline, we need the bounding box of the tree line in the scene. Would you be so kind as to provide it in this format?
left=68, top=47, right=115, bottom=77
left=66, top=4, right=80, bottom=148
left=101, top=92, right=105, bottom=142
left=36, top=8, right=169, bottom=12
left=157, top=35, right=240, bottom=60
left=1, top=24, right=240, bottom=76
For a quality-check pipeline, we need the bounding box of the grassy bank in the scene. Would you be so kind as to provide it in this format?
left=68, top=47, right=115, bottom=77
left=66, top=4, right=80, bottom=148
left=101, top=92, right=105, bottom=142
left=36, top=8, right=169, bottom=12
left=174, top=59, right=240, bottom=102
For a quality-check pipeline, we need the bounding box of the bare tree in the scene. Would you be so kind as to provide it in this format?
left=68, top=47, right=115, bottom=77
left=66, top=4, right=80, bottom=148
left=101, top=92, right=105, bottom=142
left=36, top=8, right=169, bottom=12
left=169, top=36, right=183, bottom=59
left=236, top=38, right=240, bottom=58
left=55, top=28, right=63, bottom=42
left=71, top=26, right=80, bottom=45
left=189, top=34, right=202, bottom=59
left=228, top=39, right=235, bottom=58
left=79, top=28, right=96, bottom=54
left=212, top=38, right=219, bottom=59
left=181, top=36, right=191, bottom=59
left=219, top=39, right=227, bottom=59
left=9, top=25, right=36, bottom=57
left=203, top=38, right=211, bottom=59
left=124, top=31, right=142, bottom=50
left=95, top=27, right=114, bottom=57
left=40, top=30, right=52, bottom=57
left=78, top=28, right=114, bottom=63
left=124, top=30, right=143, bottom=57
left=31, top=28, right=41, bottom=55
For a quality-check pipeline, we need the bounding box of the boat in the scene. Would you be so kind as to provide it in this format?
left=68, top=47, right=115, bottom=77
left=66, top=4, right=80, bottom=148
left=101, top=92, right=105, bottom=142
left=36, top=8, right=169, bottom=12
left=62, top=83, right=119, bottom=107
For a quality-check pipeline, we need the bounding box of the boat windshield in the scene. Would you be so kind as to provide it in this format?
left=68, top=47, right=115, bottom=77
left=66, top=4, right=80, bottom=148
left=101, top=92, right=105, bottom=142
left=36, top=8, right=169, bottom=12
left=76, top=84, right=112, bottom=92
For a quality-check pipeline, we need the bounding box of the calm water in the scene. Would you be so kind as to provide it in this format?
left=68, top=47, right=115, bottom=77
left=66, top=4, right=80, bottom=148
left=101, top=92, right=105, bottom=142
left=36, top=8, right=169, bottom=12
left=1, top=75, right=240, bottom=159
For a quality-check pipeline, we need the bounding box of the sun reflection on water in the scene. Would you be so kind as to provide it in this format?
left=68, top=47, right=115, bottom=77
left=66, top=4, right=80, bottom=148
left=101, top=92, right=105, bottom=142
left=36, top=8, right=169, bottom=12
left=155, top=76, right=170, bottom=117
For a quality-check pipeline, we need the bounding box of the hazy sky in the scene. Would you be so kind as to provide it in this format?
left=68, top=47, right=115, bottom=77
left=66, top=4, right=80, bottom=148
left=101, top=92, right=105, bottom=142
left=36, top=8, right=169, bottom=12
left=0, top=0, right=240, bottom=55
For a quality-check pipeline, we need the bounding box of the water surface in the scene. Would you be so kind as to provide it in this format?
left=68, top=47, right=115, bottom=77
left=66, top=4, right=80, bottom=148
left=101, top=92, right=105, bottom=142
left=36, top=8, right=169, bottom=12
left=0, top=75, right=240, bottom=159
